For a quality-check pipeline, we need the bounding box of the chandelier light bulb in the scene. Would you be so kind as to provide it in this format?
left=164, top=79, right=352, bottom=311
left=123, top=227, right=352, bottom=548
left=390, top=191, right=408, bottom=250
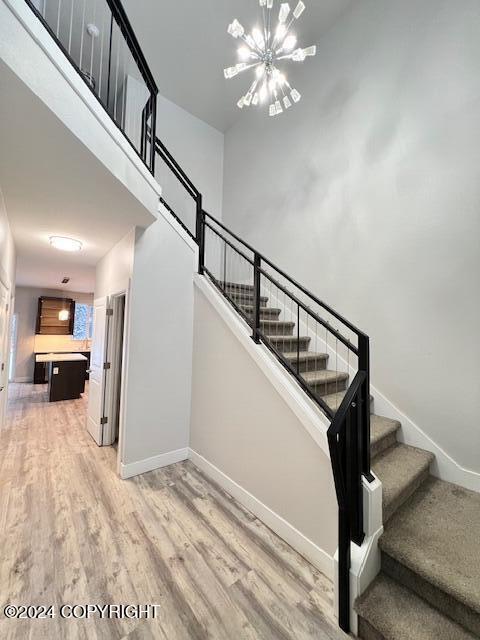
left=293, top=1, right=306, bottom=19
left=282, top=35, right=297, bottom=52
left=224, top=0, right=316, bottom=116
left=279, top=3, right=291, bottom=23
left=238, top=46, right=252, bottom=61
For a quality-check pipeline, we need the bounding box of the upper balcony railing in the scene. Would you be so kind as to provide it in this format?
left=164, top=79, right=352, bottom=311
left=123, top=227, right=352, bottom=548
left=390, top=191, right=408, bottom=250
left=25, top=0, right=158, bottom=173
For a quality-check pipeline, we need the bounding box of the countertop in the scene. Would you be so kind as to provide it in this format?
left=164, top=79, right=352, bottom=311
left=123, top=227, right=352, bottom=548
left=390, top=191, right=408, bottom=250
left=36, top=353, right=88, bottom=363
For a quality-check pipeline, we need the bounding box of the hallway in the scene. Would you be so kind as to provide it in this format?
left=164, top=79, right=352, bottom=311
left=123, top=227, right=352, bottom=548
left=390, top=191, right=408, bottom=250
left=0, top=384, right=344, bottom=640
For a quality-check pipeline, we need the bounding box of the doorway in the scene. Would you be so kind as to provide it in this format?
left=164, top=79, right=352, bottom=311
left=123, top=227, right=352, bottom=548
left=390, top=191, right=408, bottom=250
left=86, top=292, right=127, bottom=452
left=108, top=293, right=126, bottom=447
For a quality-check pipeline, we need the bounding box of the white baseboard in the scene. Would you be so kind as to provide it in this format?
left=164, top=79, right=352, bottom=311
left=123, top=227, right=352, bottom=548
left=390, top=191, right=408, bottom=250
left=188, top=448, right=334, bottom=580
left=120, top=447, right=189, bottom=480
left=14, top=377, right=32, bottom=383
left=372, top=388, right=480, bottom=493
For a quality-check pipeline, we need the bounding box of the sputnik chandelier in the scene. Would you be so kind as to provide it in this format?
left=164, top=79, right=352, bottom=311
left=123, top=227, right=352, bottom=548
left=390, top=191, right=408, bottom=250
left=224, top=1, right=316, bottom=116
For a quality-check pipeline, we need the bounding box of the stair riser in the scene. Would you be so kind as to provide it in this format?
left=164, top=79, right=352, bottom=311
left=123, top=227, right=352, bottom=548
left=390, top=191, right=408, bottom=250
left=269, top=338, right=310, bottom=353
left=285, top=357, right=329, bottom=373
left=244, top=309, right=281, bottom=320
left=309, top=378, right=348, bottom=397
left=358, top=618, right=386, bottom=640
left=384, top=467, right=430, bottom=523
left=228, top=294, right=268, bottom=308
left=260, top=322, right=295, bottom=336
left=371, top=432, right=398, bottom=461
left=224, top=283, right=254, bottom=294
left=382, top=553, right=480, bottom=637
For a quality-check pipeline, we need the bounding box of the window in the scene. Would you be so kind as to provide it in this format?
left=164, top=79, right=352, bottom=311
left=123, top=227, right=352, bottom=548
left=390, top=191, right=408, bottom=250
left=73, top=304, right=94, bottom=340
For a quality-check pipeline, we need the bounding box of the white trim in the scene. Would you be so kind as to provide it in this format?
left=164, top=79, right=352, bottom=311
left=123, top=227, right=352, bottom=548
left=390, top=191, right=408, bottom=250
left=120, top=447, right=189, bottom=480
left=372, top=388, right=480, bottom=493
left=14, top=377, right=32, bottom=383
left=158, top=202, right=198, bottom=252
left=117, top=281, right=131, bottom=478
left=264, top=281, right=480, bottom=492
left=194, top=275, right=331, bottom=455
left=189, top=448, right=334, bottom=580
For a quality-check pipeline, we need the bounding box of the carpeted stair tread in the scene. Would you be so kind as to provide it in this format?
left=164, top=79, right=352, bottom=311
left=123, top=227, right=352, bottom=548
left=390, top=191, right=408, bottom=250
left=282, top=351, right=329, bottom=366
left=372, top=444, right=434, bottom=522
left=241, top=305, right=281, bottom=318
left=224, top=282, right=255, bottom=293
left=380, top=476, right=480, bottom=619
left=267, top=335, right=311, bottom=345
left=302, top=369, right=349, bottom=385
left=371, top=415, right=401, bottom=459
left=260, top=320, right=296, bottom=334
left=355, top=573, right=476, bottom=640
left=228, top=292, right=268, bottom=305
left=323, top=390, right=373, bottom=413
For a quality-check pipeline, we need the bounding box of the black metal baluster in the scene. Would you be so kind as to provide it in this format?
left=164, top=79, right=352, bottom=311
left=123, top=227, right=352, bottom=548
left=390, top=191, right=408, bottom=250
left=296, top=304, right=300, bottom=374
left=252, top=253, right=261, bottom=344
left=196, top=196, right=205, bottom=275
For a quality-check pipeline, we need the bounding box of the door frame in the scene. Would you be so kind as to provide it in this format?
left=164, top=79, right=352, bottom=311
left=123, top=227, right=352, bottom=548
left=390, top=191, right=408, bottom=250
left=0, top=277, right=12, bottom=430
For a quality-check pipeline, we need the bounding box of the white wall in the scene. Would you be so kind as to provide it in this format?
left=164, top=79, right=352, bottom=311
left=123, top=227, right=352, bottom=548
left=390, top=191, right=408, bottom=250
left=120, top=207, right=197, bottom=476
left=156, top=94, right=224, bottom=234
left=95, top=228, right=135, bottom=300
left=0, top=188, right=15, bottom=291
left=190, top=280, right=337, bottom=576
left=222, top=0, right=480, bottom=474
left=13, top=286, right=93, bottom=381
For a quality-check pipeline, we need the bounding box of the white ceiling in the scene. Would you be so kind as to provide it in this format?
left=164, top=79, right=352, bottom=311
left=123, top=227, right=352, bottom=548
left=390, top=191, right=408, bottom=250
left=0, top=59, right=152, bottom=293
left=123, top=0, right=354, bottom=132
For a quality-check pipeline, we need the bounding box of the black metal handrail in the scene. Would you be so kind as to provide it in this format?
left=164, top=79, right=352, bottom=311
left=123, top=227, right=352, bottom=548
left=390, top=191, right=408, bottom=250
left=25, top=0, right=158, bottom=173
left=154, top=134, right=371, bottom=635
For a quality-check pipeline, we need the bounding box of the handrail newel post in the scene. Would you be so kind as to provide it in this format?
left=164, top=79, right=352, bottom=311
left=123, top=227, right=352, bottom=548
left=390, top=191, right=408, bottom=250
left=196, top=197, right=205, bottom=275
left=252, top=253, right=261, bottom=343
left=358, top=334, right=372, bottom=480
left=149, top=94, right=157, bottom=174
left=338, top=506, right=351, bottom=632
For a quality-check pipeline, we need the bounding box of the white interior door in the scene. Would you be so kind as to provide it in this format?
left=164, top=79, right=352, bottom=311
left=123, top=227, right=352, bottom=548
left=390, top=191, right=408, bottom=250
left=87, top=297, right=110, bottom=445
left=0, top=282, right=9, bottom=426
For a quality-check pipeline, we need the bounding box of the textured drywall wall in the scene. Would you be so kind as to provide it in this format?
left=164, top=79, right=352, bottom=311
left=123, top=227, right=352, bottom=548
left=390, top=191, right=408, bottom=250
left=222, top=0, right=480, bottom=472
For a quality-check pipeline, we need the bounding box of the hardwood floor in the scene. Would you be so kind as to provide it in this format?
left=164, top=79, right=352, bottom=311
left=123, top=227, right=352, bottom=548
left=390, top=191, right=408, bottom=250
left=0, top=383, right=345, bottom=640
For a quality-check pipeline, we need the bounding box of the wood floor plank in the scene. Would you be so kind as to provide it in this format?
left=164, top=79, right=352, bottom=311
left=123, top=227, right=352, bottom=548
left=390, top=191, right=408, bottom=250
left=0, top=383, right=344, bottom=639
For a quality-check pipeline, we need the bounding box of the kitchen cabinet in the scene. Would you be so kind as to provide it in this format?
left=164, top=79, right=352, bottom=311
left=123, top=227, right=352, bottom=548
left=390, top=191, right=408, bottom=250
left=36, top=297, right=75, bottom=335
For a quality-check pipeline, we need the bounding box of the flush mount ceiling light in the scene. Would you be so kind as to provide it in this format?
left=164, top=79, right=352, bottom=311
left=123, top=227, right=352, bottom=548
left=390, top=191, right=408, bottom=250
left=49, top=236, right=83, bottom=252
left=224, top=1, right=316, bottom=117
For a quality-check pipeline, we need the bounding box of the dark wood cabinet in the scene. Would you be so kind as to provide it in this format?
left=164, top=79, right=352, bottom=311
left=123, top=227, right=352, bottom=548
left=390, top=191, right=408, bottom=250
left=36, top=297, right=75, bottom=335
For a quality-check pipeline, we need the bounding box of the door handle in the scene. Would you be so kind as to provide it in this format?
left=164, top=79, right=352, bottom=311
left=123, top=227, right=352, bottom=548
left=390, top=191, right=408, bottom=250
left=86, top=370, right=92, bottom=374
left=0, top=386, right=4, bottom=392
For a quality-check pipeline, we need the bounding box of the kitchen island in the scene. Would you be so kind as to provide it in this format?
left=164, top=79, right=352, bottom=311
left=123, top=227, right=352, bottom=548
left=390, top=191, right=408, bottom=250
left=35, top=353, right=88, bottom=402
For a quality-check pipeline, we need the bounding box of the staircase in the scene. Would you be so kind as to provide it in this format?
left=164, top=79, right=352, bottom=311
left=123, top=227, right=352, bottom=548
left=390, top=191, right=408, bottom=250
left=356, top=440, right=480, bottom=640
left=356, top=435, right=480, bottom=637
left=227, top=282, right=480, bottom=640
